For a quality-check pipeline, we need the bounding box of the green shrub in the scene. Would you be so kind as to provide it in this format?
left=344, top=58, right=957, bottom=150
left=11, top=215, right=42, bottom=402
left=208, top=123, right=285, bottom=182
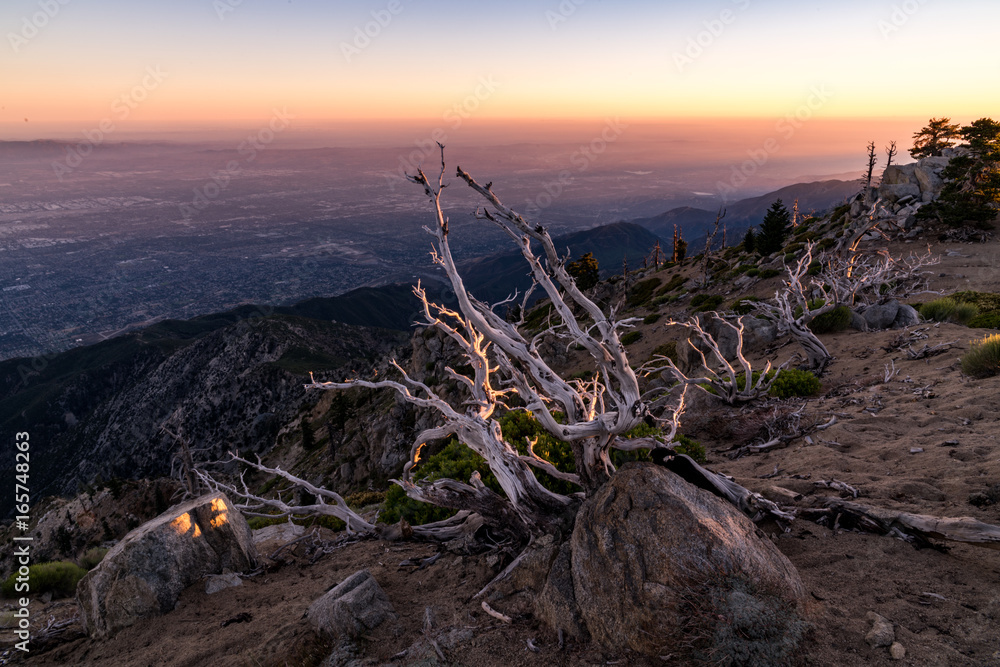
left=524, top=301, right=555, bottom=330
left=627, top=277, right=663, bottom=308
left=649, top=341, right=678, bottom=364
left=731, top=297, right=761, bottom=315
left=643, top=313, right=662, bottom=325
left=758, top=268, right=782, bottom=279
left=920, top=297, right=980, bottom=325
left=344, top=490, right=385, bottom=508
left=783, top=253, right=797, bottom=263
left=807, top=260, right=822, bottom=276
left=745, top=268, right=760, bottom=277
left=968, top=312, right=1000, bottom=329
left=691, top=294, right=724, bottom=313
left=769, top=369, right=821, bottom=399
left=783, top=242, right=804, bottom=254
left=961, top=334, right=1000, bottom=378
left=952, top=291, right=1000, bottom=312
left=2, top=562, right=88, bottom=599
left=78, top=547, right=108, bottom=571
left=656, top=274, right=687, bottom=295
left=807, top=306, right=851, bottom=334
left=673, top=434, right=707, bottom=463
left=620, top=331, right=643, bottom=345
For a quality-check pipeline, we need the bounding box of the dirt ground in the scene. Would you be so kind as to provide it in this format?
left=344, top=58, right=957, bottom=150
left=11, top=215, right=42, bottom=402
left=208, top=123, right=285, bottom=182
left=5, top=234, right=1000, bottom=666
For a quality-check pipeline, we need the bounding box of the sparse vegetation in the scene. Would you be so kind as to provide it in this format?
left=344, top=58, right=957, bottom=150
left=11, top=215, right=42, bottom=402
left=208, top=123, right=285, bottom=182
left=961, top=334, right=1000, bottom=378
left=620, top=331, right=643, bottom=345
left=690, top=294, right=724, bottom=313
left=919, top=297, right=979, bottom=325
left=627, top=277, right=663, bottom=308
left=2, top=562, right=88, bottom=600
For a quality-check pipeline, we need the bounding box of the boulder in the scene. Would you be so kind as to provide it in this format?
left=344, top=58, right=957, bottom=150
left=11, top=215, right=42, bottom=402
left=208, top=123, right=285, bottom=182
left=205, top=572, right=243, bottom=595
left=307, top=570, right=397, bottom=640
left=878, top=182, right=922, bottom=204
left=741, top=316, right=778, bottom=350
left=892, top=304, right=920, bottom=329
left=571, top=463, right=807, bottom=659
left=863, top=301, right=901, bottom=330
left=865, top=611, right=895, bottom=648
left=881, top=164, right=917, bottom=186
left=849, top=310, right=870, bottom=332
left=77, top=492, right=259, bottom=638
left=913, top=165, right=944, bottom=199
left=535, top=542, right=588, bottom=641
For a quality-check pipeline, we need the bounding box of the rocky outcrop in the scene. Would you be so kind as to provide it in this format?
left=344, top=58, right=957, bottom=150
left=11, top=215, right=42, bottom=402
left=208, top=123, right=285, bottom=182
left=307, top=570, right=397, bottom=640
left=569, top=463, right=807, bottom=659
left=76, top=492, right=259, bottom=638
left=878, top=152, right=956, bottom=206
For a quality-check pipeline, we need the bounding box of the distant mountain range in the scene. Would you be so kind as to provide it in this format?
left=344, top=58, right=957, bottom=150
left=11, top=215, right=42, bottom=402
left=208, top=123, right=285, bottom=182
left=630, top=179, right=861, bottom=245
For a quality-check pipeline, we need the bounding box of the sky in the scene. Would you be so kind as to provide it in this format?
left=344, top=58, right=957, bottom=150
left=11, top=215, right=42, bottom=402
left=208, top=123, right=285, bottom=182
left=1, top=0, right=998, bottom=142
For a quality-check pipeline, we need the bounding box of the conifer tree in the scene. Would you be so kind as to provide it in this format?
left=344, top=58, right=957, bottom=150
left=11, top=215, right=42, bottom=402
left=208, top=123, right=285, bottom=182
left=756, top=199, right=791, bottom=256
left=567, top=251, right=600, bottom=290
left=910, top=117, right=962, bottom=158
left=742, top=226, right=757, bottom=253
left=923, top=117, right=1000, bottom=228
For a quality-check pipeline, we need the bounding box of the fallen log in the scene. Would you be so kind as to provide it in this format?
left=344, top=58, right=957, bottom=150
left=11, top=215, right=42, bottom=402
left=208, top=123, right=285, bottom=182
left=811, top=498, right=1000, bottom=550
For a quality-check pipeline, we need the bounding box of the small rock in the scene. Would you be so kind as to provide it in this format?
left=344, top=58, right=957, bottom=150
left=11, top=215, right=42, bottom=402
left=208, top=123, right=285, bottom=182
left=865, top=611, right=895, bottom=648
left=941, top=440, right=960, bottom=447
left=909, top=447, right=924, bottom=454
left=890, top=641, right=906, bottom=660
left=307, top=570, right=397, bottom=640
left=205, top=572, right=243, bottom=595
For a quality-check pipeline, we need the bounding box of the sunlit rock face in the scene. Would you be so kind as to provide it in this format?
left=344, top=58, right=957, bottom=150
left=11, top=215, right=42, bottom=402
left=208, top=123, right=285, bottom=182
left=76, top=492, right=259, bottom=638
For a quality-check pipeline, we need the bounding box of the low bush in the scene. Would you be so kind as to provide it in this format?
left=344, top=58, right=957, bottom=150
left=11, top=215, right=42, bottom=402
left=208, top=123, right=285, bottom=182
left=627, top=278, right=663, bottom=308
left=649, top=341, right=678, bottom=364
left=673, top=434, right=707, bottom=463
left=745, top=268, right=760, bottom=277
left=808, top=306, right=851, bottom=334
left=961, top=334, right=1000, bottom=378
left=656, top=274, right=687, bottom=295
left=731, top=297, right=761, bottom=315
left=920, top=297, right=979, bottom=325
left=968, top=312, right=1000, bottom=329
left=78, top=547, right=108, bottom=571
left=2, top=562, right=88, bottom=599
left=691, top=294, right=724, bottom=313
left=620, top=331, right=643, bottom=345
left=758, top=268, right=782, bottom=279
left=643, top=313, right=662, bottom=324
left=769, top=369, right=821, bottom=399
left=344, top=490, right=385, bottom=508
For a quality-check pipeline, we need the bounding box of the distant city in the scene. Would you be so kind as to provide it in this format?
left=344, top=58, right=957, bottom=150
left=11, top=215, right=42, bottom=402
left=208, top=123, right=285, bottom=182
left=0, top=138, right=860, bottom=361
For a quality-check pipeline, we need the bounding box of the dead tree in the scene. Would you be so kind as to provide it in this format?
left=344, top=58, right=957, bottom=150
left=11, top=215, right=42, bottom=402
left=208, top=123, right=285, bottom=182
left=863, top=141, right=878, bottom=204
left=754, top=233, right=938, bottom=371
left=645, top=316, right=789, bottom=405
left=698, top=207, right=725, bottom=287
left=884, top=140, right=898, bottom=172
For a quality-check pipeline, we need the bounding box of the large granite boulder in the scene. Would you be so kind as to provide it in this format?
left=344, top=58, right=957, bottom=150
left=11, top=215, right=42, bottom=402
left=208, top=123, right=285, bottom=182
left=863, top=301, right=901, bottom=330
left=570, top=463, right=807, bottom=659
left=76, top=492, right=259, bottom=638
left=307, top=570, right=397, bottom=640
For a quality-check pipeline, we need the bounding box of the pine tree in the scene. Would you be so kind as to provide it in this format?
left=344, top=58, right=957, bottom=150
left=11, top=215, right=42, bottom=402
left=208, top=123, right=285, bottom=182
left=910, top=117, right=962, bottom=158
left=567, top=251, right=600, bottom=290
left=756, top=200, right=791, bottom=256
left=742, top=226, right=757, bottom=253
left=922, top=117, right=1000, bottom=228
